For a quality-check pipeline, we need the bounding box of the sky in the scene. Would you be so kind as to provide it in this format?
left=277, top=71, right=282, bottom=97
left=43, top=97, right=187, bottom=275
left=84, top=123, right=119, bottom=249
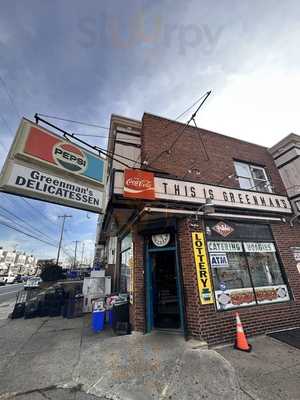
left=0, top=0, right=300, bottom=261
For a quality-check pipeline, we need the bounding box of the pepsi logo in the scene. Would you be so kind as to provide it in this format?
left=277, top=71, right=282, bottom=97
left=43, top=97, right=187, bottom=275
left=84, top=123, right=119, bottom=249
left=53, top=142, right=87, bottom=173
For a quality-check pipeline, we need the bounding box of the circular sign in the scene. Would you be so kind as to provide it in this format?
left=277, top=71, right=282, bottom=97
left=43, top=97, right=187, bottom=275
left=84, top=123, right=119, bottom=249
left=151, top=233, right=171, bottom=247
left=219, top=281, right=227, bottom=291
left=218, top=292, right=231, bottom=306
left=53, top=142, right=87, bottom=173
left=277, top=287, right=287, bottom=298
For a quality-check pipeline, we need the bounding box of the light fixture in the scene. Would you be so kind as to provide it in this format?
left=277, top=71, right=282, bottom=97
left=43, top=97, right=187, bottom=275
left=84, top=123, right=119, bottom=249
left=195, top=198, right=215, bottom=220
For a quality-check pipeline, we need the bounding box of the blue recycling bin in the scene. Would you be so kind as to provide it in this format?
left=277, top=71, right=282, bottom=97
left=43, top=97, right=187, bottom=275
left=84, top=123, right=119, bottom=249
left=92, top=310, right=105, bottom=333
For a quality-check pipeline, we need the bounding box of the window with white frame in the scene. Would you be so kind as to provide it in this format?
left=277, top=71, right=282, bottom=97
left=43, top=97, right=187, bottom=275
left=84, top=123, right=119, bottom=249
left=234, top=161, right=272, bottom=193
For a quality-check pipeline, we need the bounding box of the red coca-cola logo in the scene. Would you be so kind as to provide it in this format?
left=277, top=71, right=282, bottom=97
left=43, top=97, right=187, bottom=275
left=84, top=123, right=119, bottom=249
left=126, top=177, right=152, bottom=189
left=124, top=169, right=155, bottom=200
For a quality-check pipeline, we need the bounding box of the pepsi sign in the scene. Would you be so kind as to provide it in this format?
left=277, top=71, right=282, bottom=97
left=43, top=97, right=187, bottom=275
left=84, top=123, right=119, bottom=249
left=0, top=118, right=105, bottom=212
left=53, top=142, right=87, bottom=173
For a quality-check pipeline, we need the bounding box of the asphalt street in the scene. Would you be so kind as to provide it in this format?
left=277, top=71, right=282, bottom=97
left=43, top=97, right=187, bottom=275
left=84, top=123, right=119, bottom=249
left=0, top=283, right=23, bottom=304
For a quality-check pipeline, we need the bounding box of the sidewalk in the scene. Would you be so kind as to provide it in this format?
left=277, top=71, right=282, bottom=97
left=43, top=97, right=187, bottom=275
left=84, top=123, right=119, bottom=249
left=217, top=335, right=300, bottom=400
left=0, top=314, right=240, bottom=400
left=0, top=312, right=299, bottom=399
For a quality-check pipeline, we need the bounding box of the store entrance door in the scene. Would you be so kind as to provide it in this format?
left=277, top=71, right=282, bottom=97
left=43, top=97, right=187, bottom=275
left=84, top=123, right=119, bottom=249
left=146, top=249, right=183, bottom=331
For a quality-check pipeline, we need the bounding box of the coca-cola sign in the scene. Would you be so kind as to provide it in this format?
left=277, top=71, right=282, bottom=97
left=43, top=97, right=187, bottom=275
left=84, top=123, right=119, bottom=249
left=212, top=222, right=234, bottom=237
left=123, top=169, right=155, bottom=200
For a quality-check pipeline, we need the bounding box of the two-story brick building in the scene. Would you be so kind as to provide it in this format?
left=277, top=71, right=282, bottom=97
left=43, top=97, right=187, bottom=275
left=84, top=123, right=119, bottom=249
left=100, top=113, right=300, bottom=345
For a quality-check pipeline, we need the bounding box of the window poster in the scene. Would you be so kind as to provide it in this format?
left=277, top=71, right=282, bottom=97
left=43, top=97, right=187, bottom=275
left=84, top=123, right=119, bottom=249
left=207, top=236, right=290, bottom=310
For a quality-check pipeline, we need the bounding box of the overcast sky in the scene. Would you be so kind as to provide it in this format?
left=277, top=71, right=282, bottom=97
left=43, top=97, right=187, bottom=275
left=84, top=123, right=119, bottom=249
left=0, top=1, right=299, bottom=261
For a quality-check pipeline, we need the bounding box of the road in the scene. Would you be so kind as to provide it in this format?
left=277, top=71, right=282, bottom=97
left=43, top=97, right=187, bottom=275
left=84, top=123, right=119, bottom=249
left=0, top=283, right=23, bottom=304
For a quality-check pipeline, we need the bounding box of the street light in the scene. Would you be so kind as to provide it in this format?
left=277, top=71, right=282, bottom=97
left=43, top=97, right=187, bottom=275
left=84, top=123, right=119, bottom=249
left=196, top=198, right=215, bottom=219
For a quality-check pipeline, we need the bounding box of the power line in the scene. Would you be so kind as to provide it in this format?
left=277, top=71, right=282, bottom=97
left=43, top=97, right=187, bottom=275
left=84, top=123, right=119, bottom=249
left=0, top=220, right=57, bottom=247
left=0, top=210, right=47, bottom=239
left=20, top=197, right=59, bottom=231
left=0, top=203, right=58, bottom=243
left=36, top=114, right=109, bottom=130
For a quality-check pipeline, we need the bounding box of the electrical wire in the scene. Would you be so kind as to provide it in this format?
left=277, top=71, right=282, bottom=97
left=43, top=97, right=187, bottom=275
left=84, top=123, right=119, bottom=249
left=148, top=91, right=211, bottom=167
left=36, top=114, right=109, bottom=130
left=71, top=133, right=108, bottom=138
left=0, top=220, right=57, bottom=247
left=0, top=207, right=77, bottom=261
left=192, top=118, right=210, bottom=162
left=0, top=204, right=58, bottom=243
left=160, top=92, right=214, bottom=139
left=63, top=132, right=135, bottom=169
left=20, top=197, right=60, bottom=231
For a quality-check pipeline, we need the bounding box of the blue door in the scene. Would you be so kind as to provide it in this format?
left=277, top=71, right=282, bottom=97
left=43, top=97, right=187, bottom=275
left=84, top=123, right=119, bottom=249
left=146, top=246, right=184, bottom=332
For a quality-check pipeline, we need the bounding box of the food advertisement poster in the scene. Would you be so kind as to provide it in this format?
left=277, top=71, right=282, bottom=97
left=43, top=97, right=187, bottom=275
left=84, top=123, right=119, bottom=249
left=215, top=285, right=289, bottom=310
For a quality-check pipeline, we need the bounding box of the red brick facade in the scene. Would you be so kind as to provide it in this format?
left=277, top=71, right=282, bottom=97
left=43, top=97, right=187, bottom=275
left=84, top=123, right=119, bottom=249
left=122, top=113, right=300, bottom=345
left=141, top=113, right=286, bottom=195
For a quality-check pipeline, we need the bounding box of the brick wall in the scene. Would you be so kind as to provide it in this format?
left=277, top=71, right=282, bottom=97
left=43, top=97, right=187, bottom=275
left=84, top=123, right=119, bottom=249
left=130, top=227, right=146, bottom=332
left=178, top=217, right=300, bottom=345
left=127, top=113, right=300, bottom=344
left=141, top=113, right=286, bottom=195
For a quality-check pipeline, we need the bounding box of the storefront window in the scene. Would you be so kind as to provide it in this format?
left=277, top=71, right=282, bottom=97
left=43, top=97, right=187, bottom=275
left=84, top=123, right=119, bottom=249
left=120, top=233, right=133, bottom=293
left=206, top=221, right=290, bottom=310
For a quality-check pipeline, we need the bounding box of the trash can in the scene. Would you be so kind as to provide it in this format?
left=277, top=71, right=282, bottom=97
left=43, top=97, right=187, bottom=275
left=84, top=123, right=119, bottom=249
left=106, top=309, right=113, bottom=327
left=92, top=309, right=105, bottom=332
left=112, top=301, right=129, bottom=332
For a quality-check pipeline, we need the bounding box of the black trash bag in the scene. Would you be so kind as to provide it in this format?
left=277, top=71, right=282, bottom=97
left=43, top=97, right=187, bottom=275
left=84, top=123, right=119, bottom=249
left=11, top=303, right=25, bottom=319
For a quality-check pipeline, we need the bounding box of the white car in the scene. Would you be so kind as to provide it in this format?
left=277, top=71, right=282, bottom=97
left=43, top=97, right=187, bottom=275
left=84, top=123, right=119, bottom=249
left=0, top=275, right=17, bottom=285
left=24, top=277, right=42, bottom=289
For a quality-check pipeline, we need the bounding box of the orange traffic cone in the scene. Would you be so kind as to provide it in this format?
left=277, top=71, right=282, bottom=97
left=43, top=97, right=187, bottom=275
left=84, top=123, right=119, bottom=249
left=234, top=312, right=252, bottom=352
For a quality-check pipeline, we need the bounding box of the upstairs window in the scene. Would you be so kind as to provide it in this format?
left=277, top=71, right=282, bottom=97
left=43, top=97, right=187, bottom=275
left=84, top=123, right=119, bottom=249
left=234, top=161, right=272, bottom=193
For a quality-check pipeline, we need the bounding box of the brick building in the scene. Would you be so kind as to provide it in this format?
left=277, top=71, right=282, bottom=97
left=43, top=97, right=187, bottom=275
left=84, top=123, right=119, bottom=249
left=100, top=113, right=300, bottom=345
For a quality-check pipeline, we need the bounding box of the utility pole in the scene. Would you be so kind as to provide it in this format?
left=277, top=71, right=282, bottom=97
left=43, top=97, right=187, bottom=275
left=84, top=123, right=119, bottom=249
left=73, top=240, right=80, bottom=269
left=56, top=215, right=72, bottom=266
left=80, top=242, right=85, bottom=268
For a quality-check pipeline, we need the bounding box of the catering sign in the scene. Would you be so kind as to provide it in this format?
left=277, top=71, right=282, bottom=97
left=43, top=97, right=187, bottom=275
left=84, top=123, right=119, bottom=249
left=1, top=162, right=103, bottom=212
left=192, top=231, right=214, bottom=305
left=115, top=170, right=292, bottom=214
left=207, top=241, right=243, bottom=253
left=0, top=118, right=105, bottom=212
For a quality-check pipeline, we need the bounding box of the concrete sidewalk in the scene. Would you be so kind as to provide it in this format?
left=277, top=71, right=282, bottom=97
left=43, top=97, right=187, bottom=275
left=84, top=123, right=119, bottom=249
left=217, top=335, right=300, bottom=400
left=0, top=312, right=299, bottom=400
left=0, top=315, right=240, bottom=400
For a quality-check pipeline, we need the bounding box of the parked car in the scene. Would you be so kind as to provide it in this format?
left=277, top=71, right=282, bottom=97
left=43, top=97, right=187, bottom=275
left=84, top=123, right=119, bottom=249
left=7, top=275, right=16, bottom=284
left=13, top=274, right=22, bottom=283
left=0, top=276, right=7, bottom=286
left=24, top=277, right=42, bottom=289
